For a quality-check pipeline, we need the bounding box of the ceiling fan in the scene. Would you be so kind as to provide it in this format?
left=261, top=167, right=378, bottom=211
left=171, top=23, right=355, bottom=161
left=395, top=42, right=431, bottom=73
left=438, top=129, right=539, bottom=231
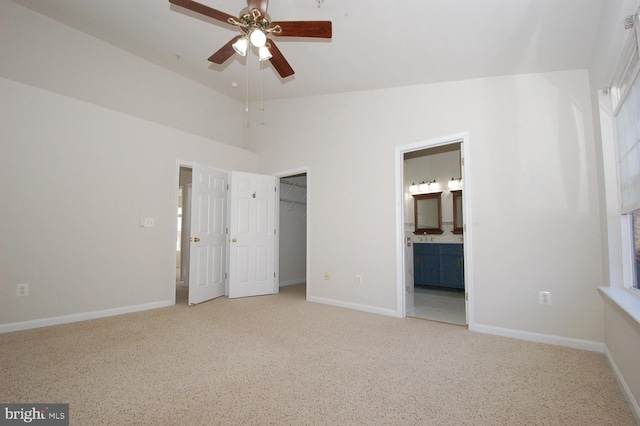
left=169, top=0, right=332, bottom=78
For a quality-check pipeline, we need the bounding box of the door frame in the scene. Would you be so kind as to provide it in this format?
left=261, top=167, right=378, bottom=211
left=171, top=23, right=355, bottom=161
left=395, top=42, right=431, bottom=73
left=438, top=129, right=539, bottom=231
left=172, top=160, right=195, bottom=305
left=274, top=166, right=310, bottom=299
left=395, top=132, right=475, bottom=328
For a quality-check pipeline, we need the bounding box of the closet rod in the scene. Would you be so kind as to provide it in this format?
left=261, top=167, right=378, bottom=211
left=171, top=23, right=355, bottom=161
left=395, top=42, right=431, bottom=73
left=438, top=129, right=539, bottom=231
left=279, top=197, right=306, bottom=206
left=280, top=179, right=307, bottom=188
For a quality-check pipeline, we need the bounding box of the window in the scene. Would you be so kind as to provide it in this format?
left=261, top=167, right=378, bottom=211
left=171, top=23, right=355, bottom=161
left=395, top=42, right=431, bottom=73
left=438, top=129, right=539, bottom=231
left=611, top=17, right=640, bottom=290
left=633, top=210, right=640, bottom=289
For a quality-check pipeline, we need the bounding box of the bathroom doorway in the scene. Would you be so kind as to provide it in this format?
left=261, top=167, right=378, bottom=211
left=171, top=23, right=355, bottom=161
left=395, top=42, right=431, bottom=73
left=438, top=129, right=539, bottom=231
left=397, top=134, right=472, bottom=326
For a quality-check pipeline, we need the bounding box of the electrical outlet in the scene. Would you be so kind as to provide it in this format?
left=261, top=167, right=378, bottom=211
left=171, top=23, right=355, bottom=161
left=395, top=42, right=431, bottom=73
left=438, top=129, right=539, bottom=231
left=17, top=283, right=29, bottom=297
left=539, top=291, right=551, bottom=306
left=355, top=274, right=363, bottom=285
left=324, top=272, right=330, bottom=280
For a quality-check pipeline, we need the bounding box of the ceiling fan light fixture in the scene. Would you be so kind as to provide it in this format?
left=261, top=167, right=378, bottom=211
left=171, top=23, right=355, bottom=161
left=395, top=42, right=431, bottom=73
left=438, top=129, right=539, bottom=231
left=232, top=36, right=249, bottom=56
left=249, top=29, right=267, bottom=47
left=258, top=45, right=272, bottom=61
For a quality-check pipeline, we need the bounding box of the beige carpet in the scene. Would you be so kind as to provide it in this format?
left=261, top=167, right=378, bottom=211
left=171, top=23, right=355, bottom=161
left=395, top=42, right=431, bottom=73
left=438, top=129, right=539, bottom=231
left=0, top=284, right=636, bottom=425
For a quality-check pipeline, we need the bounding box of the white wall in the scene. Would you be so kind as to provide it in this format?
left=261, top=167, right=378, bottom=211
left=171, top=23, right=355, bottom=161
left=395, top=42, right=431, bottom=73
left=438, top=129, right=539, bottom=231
left=0, top=2, right=259, bottom=328
left=0, top=77, right=258, bottom=327
left=404, top=149, right=461, bottom=238
left=0, top=1, right=245, bottom=148
left=248, top=69, right=604, bottom=344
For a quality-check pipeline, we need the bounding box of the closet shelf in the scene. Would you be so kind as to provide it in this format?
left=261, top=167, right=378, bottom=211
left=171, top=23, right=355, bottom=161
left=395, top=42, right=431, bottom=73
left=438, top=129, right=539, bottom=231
left=280, top=179, right=307, bottom=189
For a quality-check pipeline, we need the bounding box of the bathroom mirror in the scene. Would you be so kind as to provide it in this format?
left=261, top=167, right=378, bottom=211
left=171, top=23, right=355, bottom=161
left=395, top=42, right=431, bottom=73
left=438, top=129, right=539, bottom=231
left=413, top=192, right=443, bottom=234
left=452, top=190, right=463, bottom=234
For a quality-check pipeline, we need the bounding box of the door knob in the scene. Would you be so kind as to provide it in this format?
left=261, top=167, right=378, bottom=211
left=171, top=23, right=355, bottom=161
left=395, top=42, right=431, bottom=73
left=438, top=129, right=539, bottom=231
left=190, top=237, right=200, bottom=243
left=232, top=238, right=237, bottom=243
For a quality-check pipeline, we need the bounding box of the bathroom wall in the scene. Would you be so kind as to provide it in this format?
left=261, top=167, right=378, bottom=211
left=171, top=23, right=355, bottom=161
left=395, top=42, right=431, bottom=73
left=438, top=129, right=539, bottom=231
left=404, top=147, right=462, bottom=242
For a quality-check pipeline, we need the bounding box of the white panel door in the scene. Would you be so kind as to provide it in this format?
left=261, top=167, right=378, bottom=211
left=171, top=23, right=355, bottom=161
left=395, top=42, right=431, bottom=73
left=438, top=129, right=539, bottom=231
left=188, top=164, right=227, bottom=305
left=228, top=171, right=276, bottom=298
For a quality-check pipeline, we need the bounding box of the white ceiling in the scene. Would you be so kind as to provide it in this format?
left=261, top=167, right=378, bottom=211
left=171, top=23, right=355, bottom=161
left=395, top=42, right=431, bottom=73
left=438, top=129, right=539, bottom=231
left=11, top=0, right=604, bottom=102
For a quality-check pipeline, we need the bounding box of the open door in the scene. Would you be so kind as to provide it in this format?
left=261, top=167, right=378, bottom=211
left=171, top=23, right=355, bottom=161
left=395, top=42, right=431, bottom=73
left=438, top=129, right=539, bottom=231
left=228, top=171, right=277, bottom=298
left=188, top=164, right=227, bottom=305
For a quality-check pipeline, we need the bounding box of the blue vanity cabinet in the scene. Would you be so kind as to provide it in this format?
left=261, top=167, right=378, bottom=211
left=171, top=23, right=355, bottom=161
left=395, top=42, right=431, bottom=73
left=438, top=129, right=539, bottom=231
left=413, top=243, right=464, bottom=289
left=413, top=243, right=441, bottom=287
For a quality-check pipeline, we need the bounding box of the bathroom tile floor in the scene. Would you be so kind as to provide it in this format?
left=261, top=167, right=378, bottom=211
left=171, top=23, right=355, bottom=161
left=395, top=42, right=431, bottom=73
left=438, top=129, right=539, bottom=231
left=408, top=285, right=466, bottom=326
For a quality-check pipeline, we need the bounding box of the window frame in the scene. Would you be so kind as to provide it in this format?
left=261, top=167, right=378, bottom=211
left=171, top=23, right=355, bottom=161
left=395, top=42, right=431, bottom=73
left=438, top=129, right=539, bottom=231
left=609, top=15, right=640, bottom=292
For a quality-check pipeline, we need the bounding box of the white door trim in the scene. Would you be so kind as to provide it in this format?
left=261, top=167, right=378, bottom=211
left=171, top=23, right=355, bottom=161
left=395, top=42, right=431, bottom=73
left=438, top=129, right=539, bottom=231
left=394, top=133, right=475, bottom=328
left=274, top=166, right=310, bottom=298
left=172, top=160, right=196, bottom=305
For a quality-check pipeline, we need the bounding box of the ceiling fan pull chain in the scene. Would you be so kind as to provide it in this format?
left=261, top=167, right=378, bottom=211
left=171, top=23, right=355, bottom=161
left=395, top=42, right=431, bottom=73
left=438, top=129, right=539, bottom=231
left=260, top=61, right=265, bottom=125
left=245, top=50, right=250, bottom=113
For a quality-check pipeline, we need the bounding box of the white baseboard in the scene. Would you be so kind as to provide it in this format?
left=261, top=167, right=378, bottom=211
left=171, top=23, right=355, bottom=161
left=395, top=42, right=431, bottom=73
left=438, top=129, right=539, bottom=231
left=603, top=345, right=640, bottom=423
left=279, top=279, right=305, bottom=287
left=0, top=300, right=174, bottom=333
left=307, top=295, right=397, bottom=317
left=470, top=323, right=604, bottom=352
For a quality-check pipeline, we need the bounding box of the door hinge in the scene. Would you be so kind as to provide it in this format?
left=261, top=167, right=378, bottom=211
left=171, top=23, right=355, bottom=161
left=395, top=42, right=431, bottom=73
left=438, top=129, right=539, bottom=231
left=226, top=227, right=228, bottom=234
left=225, top=273, right=227, bottom=279
left=227, top=183, right=229, bottom=190
left=461, top=158, right=465, bottom=166
left=274, top=272, right=276, bottom=278
left=274, top=228, right=276, bottom=234
left=465, top=292, right=469, bottom=301
left=463, top=224, right=467, bottom=232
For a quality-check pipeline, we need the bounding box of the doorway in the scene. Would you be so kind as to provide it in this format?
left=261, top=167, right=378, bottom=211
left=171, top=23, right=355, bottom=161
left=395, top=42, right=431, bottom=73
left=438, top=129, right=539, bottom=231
left=278, top=172, right=307, bottom=295
left=172, top=163, right=281, bottom=305
left=404, top=144, right=464, bottom=324
left=395, top=133, right=473, bottom=326
left=176, top=166, right=192, bottom=304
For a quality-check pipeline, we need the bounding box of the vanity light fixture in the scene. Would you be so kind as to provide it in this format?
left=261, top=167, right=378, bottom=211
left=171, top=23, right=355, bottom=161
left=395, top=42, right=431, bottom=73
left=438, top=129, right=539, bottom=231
left=411, top=179, right=440, bottom=194
left=448, top=177, right=463, bottom=190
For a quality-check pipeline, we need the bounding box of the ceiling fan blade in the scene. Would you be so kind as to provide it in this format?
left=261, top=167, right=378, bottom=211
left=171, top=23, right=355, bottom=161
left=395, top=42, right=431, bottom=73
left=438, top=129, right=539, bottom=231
left=267, top=39, right=294, bottom=78
left=247, top=0, right=269, bottom=15
left=271, top=21, right=332, bottom=38
left=169, top=0, right=237, bottom=25
left=208, top=36, right=242, bottom=64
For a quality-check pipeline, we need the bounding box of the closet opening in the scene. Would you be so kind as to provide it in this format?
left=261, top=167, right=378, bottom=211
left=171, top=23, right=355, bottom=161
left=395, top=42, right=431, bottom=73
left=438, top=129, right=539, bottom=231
left=278, top=172, right=307, bottom=299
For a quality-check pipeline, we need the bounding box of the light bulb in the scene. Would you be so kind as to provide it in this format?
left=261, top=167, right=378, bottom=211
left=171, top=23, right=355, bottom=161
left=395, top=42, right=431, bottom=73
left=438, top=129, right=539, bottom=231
left=249, top=29, right=267, bottom=47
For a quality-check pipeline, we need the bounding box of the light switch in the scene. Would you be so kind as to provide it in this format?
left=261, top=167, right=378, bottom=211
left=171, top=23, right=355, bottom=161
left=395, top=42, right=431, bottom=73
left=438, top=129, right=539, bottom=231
left=141, top=217, right=155, bottom=228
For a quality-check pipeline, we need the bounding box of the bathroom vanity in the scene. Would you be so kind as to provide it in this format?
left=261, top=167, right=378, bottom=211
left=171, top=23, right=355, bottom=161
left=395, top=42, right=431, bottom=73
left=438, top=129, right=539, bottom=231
left=413, top=243, right=464, bottom=289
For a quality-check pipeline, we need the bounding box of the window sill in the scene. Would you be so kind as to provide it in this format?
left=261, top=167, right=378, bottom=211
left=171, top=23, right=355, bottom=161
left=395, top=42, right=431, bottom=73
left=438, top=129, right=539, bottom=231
left=599, top=286, right=640, bottom=325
